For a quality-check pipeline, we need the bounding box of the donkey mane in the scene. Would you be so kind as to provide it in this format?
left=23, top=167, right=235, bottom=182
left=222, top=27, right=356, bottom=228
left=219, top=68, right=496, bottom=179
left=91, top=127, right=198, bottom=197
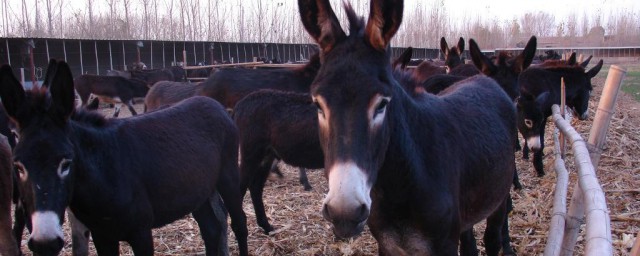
left=71, top=109, right=109, bottom=127
left=539, top=63, right=586, bottom=73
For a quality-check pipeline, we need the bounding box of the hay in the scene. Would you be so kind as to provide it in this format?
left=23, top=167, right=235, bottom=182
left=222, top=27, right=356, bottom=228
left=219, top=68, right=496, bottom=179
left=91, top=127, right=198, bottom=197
left=15, top=72, right=640, bottom=255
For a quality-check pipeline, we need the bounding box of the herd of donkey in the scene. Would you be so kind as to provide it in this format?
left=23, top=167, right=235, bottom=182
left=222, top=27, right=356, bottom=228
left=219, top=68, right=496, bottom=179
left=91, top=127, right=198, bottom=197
left=0, top=0, right=606, bottom=255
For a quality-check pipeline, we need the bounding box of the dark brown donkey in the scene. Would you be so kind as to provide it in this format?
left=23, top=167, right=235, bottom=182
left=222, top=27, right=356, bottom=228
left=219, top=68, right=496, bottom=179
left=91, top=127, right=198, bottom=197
left=299, top=1, right=516, bottom=255
left=0, top=131, right=17, bottom=256
left=74, top=74, right=150, bottom=117
left=0, top=61, right=248, bottom=256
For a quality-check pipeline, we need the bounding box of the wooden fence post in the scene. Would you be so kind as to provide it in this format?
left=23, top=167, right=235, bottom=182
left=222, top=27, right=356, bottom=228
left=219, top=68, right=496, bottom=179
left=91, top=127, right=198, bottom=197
left=561, top=65, right=626, bottom=255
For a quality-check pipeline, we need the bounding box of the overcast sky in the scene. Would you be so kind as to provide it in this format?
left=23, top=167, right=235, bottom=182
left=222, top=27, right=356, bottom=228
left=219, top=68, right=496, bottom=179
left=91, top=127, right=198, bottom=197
left=437, top=0, right=639, bottom=24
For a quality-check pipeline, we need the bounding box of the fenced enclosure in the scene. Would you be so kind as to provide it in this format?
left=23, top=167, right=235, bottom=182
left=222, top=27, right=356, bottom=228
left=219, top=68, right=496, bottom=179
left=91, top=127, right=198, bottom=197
left=544, top=65, right=627, bottom=256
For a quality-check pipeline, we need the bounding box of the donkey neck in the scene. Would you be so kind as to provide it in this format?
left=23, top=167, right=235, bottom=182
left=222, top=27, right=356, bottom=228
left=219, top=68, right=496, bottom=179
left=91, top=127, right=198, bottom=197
left=381, top=83, right=462, bottom=186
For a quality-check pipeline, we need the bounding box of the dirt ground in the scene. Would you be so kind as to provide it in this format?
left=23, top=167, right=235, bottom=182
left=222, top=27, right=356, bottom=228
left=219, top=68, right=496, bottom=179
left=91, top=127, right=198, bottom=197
left=15, top=62, right=640, bottom=255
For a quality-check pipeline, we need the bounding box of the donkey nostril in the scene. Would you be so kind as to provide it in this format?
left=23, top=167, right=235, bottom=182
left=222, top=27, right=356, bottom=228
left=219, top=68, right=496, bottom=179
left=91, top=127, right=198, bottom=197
left=27, top=237, right=64, bottom=254
left=357, top=204, right=369, bottom=222
left=322, top=204, right=332, bottom=221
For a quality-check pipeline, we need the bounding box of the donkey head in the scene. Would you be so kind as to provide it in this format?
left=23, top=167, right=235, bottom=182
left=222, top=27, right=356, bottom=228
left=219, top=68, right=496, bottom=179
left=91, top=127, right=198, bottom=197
left=299, top=0, right=403, bottom=239
left=0, top=61, right=76, bottom=255
left=440, top=37, right=465, bottom=72
left=571, top=59, right=603, bottom=120
left=469, top=36, right=537, bottom=100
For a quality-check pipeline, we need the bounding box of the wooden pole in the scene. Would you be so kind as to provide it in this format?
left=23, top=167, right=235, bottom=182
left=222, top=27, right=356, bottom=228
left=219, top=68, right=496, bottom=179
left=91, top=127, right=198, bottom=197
left=79, top=41, right=84, bottom=75
left=109, top=41, right=113, bottom=70
left=561, top=65, right=625, bottom=256
left=588, top=65, right=626, bottom=164
left=122, top=41, right=126, bottom=71
left=552, top=105, right=612, bottom=256
left=5, top=39, right=10, bottom=65
left=543, top=126, right=570, bottom=256
left=630, top=230, right=640, bottom=256
left=28, top=42, right=37, bottom=87
left=95, top=41, right=99, bottom=75
left=560, top=77, right=566, bottom=158
left=183, top=50, right=187, bottom=67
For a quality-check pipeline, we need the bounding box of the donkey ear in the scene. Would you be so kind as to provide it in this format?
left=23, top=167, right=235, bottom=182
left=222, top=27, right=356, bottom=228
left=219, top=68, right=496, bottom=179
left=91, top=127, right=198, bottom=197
left=49, top=61, right=76, bottom=119
left=456, top=37, right=465, bottom=54
left=0, top=65, right=26, bottom=120
left=440, top=37, right=449, bottom=55
left=514, top=36, right=537, bottom=73
left=365, top=0, right=404, bottom=51
left=567, top=52, right=577, bottom=66
left=41, top=59, right=58, bottom=88
left=392, top=47, right=413, bottom=70
left=469, top=39, right=495, bottom=75
left=586, top=59, right=603, bottom=79
left=298, top=0, right=346, bottom=54
left=580, top=55, right=593, bottom=68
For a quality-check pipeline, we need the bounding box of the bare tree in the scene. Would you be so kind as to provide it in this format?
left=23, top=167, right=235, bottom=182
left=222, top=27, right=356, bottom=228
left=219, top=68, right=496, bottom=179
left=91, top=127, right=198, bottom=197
left=520, top=11, right=556, bottom=37
left=140, top=0, right=151, bottom=39
left=566, top=13, right=578, bottom=38
left=21, top=0, right=32, bottom=36
left=123, top=0, right=132, bottom=37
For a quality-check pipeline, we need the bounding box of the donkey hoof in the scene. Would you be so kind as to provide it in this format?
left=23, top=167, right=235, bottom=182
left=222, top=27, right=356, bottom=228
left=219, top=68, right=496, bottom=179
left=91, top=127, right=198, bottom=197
left=261, top=225, right=275, bottom=235
left=303, top=185, right=313, bottom=191
left=536, top=172, right=545, bottom=177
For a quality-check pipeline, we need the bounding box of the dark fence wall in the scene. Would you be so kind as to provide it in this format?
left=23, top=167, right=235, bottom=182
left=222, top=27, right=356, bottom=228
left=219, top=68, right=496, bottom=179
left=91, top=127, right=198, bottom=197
left=0, top=38, right=446, bottom=84
left=4, top=37, right=636, bottom=85
left=0, top=38, right=326, bottom=83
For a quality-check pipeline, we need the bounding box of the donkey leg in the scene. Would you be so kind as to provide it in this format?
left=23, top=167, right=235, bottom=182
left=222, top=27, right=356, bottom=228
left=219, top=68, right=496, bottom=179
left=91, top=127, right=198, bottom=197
left=192, top=195, right=223, bottom=256
left=209, top=192, right=229, bottom=256
left=533, top=122, right=547, bottom=177
left=112, top=104, right=122, bottom=118
left=501, top=196, right=517, bottom=256
left=68, top=210, right=90, bottom=256
left=459, top=229, right=479, bottom=256
left=522, top=139, right=530, bottom=160
left=483, top=197, right=509, bottom=256
left=217, top=163, right=248, bottom=256
left=299, top=168, right=312, bottom=191
left=269, top=160, right=284, bottom=179
left=249, top=162, right=275, bottom=233
left=126, top=229, right=154, bottom=256
left=512, top=167, right=523, bottom=190
left=91, top=233, right=121, bottom=256
left=125, top=100, right=138, bottom=116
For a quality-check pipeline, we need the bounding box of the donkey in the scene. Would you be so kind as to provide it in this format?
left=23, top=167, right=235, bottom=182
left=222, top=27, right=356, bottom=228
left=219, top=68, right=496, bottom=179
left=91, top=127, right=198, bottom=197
left=517, top=58, right=603, bottom=176
left=0, top=61, right=248, bottom=255
left=198, top=52, right=321, bottom=109
left=0, top=133, right=17, bottom=256
left=199, top=53, right=321, bottom=189
left=143, top=81, right=204, bottom=112
left=234, top=90, right=323, bottom=233
left=233, top=49, right=431, bottom=234
left=74, top=74, right=149, bottom=117
left=441, top=37, right=480, bottom=76
left=299, top=1, right=516, bottom=255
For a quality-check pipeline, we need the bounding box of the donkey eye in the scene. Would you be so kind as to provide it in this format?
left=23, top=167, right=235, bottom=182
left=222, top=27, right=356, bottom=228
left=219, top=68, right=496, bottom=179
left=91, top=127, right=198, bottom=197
left=314, top=101, right=324, bottom=115
left=375, top=99, right=389, bottom=114
left=14, top=162, right=28, bottom=181
left=524, top=119, right=533, bottom=128
left=58, top=159, right=73, bottom=178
